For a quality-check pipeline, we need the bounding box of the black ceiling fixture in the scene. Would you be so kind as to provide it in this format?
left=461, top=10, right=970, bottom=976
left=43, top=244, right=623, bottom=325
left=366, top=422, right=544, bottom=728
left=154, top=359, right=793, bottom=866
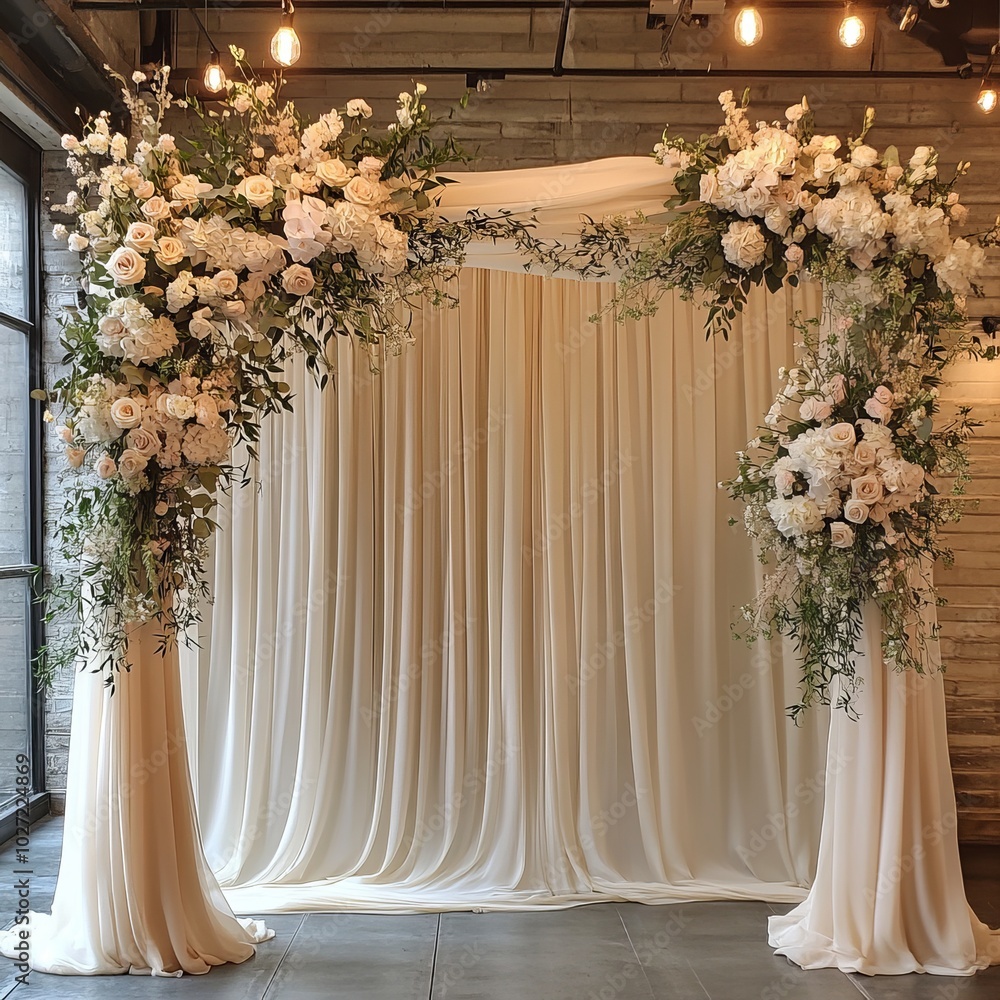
left=888, top=0, right=1000, bottom=77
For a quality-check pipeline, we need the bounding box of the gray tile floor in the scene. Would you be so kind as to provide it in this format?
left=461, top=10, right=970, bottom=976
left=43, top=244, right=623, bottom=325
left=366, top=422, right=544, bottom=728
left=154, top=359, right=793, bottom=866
left=0, top=816, right=997, bottom=999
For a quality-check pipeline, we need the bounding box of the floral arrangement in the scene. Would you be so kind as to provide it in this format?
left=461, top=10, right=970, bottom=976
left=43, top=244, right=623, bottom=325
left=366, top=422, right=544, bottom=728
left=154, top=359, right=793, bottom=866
left=38, top=55, right=533, bottom=684
left=608, top=89, right=996, bottom=719
left=36, top=70, right=998, bottom=718
left=725, top=303, right=979, bottom=720
left=580, top=90, right=988, bottom=338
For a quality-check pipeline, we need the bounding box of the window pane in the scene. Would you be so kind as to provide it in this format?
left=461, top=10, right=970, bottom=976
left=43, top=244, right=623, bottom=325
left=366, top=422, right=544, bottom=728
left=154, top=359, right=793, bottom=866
left=0, top=324, right=28, bottom=565
left=0, top=165, right=27, bottom=321
left=0, top=576, right=29, bottom=802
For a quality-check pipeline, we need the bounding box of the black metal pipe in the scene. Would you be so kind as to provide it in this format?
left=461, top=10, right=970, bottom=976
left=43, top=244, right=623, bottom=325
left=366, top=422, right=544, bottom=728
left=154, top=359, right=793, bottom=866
left=553, top=0, right=572, bottom=76
left=166, top=64, right=981, bottom=79
left=69, top=0, right=897, bottom=9
left=72, top=1, right=650, bottom=9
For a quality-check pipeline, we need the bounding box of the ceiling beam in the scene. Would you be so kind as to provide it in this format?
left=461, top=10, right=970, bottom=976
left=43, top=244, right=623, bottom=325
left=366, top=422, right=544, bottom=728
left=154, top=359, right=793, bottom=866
left=70, top=0, right=896, bottom=9
left=167, top=65, right=978, bottom=80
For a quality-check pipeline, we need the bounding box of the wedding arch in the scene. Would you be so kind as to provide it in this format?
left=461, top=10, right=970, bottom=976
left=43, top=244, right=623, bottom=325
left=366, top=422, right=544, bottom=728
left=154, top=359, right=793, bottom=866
left=7, top=56, right=1000, bottom=977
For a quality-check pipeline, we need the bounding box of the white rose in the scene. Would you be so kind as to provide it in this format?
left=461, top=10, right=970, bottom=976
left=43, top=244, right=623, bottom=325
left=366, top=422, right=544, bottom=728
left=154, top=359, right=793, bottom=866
left=343, top=175, right=386, bottom=208
left=233, top=174, right=275, bottom=208
left=799, top=397, right=833, bottom=423
left=124, top=222, right=157, bottom=253
left=118, top=448, right=148, bottom=479
left=171, top=173, right=212, bottom=204
left=281, top=263, right=316, bottom=296
left=721, top=220, right=767, bottom=270
left=106, top=246, right=146, bottom=286
left=212, top=269, right=239, bottom=296
left=67, top=233, right=90, bottom=252
left=829, top=522, right=855, bottom=548
left=826, top=422, right=856, bottom=448
left=314, top=158, right=353, bottom=187
left=155, top=236, right=186, bottom=267
left=94, top=454, right=117, bottom=479
left=766, top=496, right=825, bottom=538
left=843, top=499, right=869, bottom=524
left=851, top=474, right=883, bottom=504
left=109, top=397, right=143, bottom=429
left=165, top=394, right=196, bottom=420
left=346, top=98, right=373, bottom=118
left=851, top=144, right=879, bottom=169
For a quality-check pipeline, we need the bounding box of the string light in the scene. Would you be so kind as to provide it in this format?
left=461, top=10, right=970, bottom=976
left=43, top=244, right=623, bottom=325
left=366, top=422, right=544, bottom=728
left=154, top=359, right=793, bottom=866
left=270, top=0, right=302, bottom=67
left=734, top=7, right=763, bottom=47
left=839, top=7, right=866, bottom=49
left=203, top=48, right=226, bottom=93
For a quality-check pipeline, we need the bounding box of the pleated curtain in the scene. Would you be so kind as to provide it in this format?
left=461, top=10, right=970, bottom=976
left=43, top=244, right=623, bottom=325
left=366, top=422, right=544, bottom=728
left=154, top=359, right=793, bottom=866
left=180, top=271, right=830, bottom=912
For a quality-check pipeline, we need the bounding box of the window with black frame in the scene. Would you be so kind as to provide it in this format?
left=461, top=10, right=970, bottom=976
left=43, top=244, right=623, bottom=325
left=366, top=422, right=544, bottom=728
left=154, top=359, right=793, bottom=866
left=0, top=114, right=43, bottom=822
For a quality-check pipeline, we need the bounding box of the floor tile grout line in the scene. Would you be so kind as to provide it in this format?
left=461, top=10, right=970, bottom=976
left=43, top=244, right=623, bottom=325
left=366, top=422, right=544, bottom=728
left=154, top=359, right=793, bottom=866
left=259, top=912, right=307, bottom=1000
left=614, top=904, right=660, bottom=1000
left=426, top=912, right=442, bottom=1000
left=846, top=971, right=877, bottom=1000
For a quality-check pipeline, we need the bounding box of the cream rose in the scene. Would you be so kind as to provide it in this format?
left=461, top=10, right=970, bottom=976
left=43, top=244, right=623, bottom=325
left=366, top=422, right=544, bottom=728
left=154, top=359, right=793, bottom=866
left=171, top=173, right=212, bottom=203
left=864, top=396, right=892, bottom=422
left=118, top=448, right=148, bottom=479
left=343, top=175, right=385, bottom=208
left=854, top=441, right=878, bottom=466
left=843, top=499, right=869, bottom=524
left=135, top=180, right=155, bottom=200
left=65, top=447, right=86, bottom=469
left=829, top=522, right=855, bottom=548
left=126, top=425, right=160, bottom=458
left=124, top=222, right=157, bottom=253
left=851, top=144, right=879, bottom=169
left=281, top=263, right=316, bottom=296
left=141, top=196, right=172, bottom=221
left=106, top=246, right=147, bottom=286
left=67, top=233, right=89, bottom=252
left=110, top=396, right=143, bottom=429
left=212, top=269, right=239, bottom=296
left=826, top=422, right=856, bottom=448
left=851, top=474, right=883, bottom=504
left=94, top=454, right=117, bottom=479
left=721, top=220, right=767, bottom=270
left=156, top=236, right=186, bottom=267
left=799, top=397, right=833, bottom=423
left=314, top=158, right=353, bottom=187
left=233, top=174, right=275, bottom=208
left=188, top=306, right=215, bottom=340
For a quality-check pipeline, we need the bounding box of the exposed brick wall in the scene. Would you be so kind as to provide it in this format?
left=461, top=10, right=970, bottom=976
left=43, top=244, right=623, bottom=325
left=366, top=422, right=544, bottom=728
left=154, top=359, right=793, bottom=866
left=39, top=157, right=81, bottom=806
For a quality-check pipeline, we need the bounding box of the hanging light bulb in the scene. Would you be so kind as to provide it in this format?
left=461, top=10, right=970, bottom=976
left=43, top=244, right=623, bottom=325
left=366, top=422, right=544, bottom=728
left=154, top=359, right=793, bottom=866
left=839, top=9, right=866, bottom=49
left=203, top=49, right=226, bottom=93
left=734, top=7, right=762, bottom=47
left=270, top=0, right=301, bottom=67
left=978, top=85, right=998, bottom=114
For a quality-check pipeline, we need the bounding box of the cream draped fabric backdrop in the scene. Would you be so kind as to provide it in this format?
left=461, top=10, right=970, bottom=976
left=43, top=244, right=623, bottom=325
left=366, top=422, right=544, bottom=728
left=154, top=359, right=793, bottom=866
left=180, top=271, right=832, bottom=912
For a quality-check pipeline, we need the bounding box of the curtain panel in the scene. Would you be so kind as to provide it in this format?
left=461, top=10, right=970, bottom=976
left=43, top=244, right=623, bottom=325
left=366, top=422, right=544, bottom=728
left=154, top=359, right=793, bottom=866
left=181, top=271, right=830, bottom=913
